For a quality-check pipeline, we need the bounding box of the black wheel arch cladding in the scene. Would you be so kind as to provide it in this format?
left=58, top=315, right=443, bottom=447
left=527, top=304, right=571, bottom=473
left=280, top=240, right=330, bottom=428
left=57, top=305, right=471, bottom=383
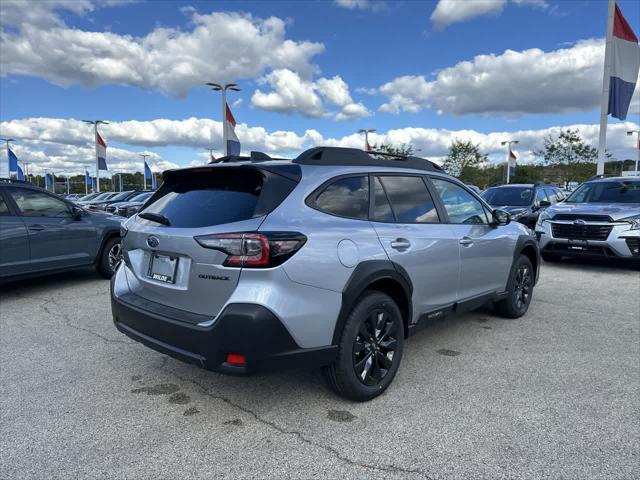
left=332, top=260, right=413, bottom=345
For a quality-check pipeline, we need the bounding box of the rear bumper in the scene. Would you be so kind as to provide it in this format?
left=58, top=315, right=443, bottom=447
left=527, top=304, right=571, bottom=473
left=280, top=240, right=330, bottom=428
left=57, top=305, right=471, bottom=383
left=111, top=284, right=337, bottom=375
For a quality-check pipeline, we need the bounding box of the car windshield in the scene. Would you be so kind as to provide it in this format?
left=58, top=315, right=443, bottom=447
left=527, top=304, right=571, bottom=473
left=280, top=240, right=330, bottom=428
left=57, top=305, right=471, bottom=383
left=482, top=187, right=533, bottom=206
left=91, top=192, right=113, bottom=201
left=130, top=192, right=153, bottom=203
left=108, top=191, right=134, bottom=202
left=565, top=180, right=640, bottom=203
left=78, top=193, right=99, bottom=201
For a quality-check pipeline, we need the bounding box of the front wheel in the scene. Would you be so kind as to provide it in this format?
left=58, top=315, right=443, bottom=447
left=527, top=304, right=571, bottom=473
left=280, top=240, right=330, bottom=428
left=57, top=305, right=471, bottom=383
left=494, top=254, right=534, bottom=319
left=322, top=291, right=404, bottom=401
left=97, top=236, right=121, bottom=279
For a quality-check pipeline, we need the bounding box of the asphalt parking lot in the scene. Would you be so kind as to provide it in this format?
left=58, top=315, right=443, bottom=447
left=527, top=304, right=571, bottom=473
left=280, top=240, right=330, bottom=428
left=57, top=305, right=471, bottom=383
left=1, top=260, right=638, bottom=479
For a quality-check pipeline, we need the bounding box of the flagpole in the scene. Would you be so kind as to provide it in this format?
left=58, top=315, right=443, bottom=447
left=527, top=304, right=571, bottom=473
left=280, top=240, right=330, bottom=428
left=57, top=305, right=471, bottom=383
left=597, top=0, right=616, bottom=176
left=85, top=167, right=88, bottom=195
left=139, top=154, right=150, bottom=190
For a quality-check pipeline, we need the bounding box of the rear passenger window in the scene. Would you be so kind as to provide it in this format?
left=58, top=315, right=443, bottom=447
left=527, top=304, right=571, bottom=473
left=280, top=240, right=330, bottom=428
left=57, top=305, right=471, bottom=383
left=0, top=196, right=9, bottom=215
left=372, top=177, right=394, bottom=222
left=312, top=175, right=369, bottom=219
left=430, top=178, right=489, bottom=224
left=378, top=176, right=439, bottom=223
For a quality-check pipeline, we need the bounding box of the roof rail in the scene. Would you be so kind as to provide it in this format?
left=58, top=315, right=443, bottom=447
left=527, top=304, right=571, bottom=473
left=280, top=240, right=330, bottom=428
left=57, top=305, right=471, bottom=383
left=585, top=174, right=621, bottom=182
left=293, top=146, right=444, bottom=172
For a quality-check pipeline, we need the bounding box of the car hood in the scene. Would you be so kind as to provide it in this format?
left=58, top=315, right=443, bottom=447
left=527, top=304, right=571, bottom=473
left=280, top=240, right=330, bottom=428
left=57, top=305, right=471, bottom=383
left=85, top=208, right=124, bottom=224
left=492, top=205, right=530, bottom=214
left=546, top=202, right=640, bottom=220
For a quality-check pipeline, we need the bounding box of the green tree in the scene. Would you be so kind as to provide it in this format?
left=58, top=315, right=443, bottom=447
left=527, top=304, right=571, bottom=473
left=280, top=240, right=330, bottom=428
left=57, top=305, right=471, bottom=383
left=442, top=139, right=488, bottom=182
left=533, top=129, right=597, bottom=188
left=370, top=143, right=414, bottom=157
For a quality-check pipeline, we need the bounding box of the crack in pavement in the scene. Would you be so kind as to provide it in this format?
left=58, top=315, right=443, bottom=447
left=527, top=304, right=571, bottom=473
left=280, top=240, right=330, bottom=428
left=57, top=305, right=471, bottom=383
left=10, top=291, right=134, bottom=346
left=157, top=360, right=434, bottom=479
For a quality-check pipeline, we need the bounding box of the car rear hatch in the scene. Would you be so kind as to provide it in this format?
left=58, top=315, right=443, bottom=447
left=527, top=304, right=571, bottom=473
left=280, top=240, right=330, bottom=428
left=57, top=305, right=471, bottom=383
left=121, top=164, right=300, bottom=322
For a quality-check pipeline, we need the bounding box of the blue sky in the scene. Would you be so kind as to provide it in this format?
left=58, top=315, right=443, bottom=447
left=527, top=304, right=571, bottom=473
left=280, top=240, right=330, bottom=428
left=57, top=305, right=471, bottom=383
left=0, top=0, right=638, bottom=176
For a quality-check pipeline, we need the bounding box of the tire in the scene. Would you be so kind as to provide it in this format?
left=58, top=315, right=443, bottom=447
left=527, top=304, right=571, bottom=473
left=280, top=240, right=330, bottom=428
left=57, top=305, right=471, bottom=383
left=97, top=236, right=122, bottom=279
left=322, top=291, right=404, bottom=401
left=494, top=254, right=534, bottom=319
left=541, top=252, right=561, bottom=263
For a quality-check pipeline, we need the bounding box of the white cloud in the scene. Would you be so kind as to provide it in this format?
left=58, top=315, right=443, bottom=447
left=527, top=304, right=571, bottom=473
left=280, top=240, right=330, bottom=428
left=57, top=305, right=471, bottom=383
left=334, top=0, right=386, bottom=11
left=251, top=69, right=325, bottom=118
left=378, top=39, right=640, bottom=117
left=0, top=8, right=324, bottom=96
left=251, top=70, right=370, bottom=120
left=431, top=0, right=506, bottom=30
left=2, top=117, right=638, bottom=177
left=431, top=0, right=550, bottom=30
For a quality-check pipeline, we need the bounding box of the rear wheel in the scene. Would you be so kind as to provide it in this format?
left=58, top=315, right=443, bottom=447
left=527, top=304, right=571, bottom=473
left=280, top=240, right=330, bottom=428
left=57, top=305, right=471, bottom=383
left=97, top=236, right=121, bottom=279
left=322, top=291, right=404, bottom=401
left=494, top=255, right=534, bottom=319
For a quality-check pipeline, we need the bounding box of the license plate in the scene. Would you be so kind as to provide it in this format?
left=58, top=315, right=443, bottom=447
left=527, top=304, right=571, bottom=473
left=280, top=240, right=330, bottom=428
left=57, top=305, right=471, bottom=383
left=148, top=254, right=178, bottom=284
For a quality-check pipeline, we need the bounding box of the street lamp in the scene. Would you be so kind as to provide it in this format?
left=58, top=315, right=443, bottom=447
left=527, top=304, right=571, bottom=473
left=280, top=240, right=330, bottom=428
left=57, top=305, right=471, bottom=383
left=82, top=120, right=109, bottom=192
left=627, top=130, right=640, bottom=175
left=501, top=140, right=519, bottom=184
left=206, top=82, right=241, bottom=156
left=358, top=129, right=376, bottom=151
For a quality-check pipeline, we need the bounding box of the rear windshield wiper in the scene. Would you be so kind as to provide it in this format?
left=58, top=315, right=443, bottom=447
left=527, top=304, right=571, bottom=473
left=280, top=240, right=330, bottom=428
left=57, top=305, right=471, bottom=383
left=139, top=212, right=171, bottom=226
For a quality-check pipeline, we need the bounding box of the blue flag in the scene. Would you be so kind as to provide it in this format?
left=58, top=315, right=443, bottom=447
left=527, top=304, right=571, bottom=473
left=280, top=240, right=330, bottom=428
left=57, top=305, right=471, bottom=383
left=17, top=165, right=24, bottom=181
left=86, top=171, right=91, bottom=185
left=144, top=161, right=152, bottom=180
left=91, top=177, right=96, bottom=191
left=8, top=148, right=18, bottom=172
left=152, top=175, right=157, bottom=190
left=45, top=173, right=53, bottom=188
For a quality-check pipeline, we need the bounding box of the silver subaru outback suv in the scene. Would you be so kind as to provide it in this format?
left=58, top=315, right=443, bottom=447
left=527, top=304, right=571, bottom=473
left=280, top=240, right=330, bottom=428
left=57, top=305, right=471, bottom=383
left=111, top=147, right=539, bottom=401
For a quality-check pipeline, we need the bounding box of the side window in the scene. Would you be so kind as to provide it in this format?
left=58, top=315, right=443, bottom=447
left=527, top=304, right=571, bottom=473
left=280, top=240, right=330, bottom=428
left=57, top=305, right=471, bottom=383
left=430, top=178, right=489, bottom=225
left=544, top=189, right=558, bottom=204
left=372, top=177, right=394, bottom=222
left=8, top=188, right=71, bottom=217
left=377, top=176, right=439, bottom=223
left=0, top=196, right=10, bottom=216
left=311, top=175, right=369, bottom=220
left=535, top=189, right=548, bottom=205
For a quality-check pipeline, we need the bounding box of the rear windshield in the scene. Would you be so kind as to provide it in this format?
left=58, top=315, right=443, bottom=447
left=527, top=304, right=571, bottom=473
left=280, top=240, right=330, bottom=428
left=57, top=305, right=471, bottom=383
left=140, top=166, right=299, bottom=228
left=109, top=191, right=134, bottom=202
left=482, top=187, right=533, bottom=206
left=566, top=181, right=640, bottom=204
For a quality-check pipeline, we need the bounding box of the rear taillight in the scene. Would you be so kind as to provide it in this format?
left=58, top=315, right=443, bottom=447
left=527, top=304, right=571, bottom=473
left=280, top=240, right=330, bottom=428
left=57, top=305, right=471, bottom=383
left=194, top=232, right=306, bottom=268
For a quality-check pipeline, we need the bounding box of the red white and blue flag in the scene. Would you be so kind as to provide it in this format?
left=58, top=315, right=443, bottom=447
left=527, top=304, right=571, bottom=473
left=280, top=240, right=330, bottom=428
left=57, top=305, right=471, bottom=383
left=96, top=132, right=108, bottom=170
left=224, top=103, right=241, bottom=156
left=607, top=3, right=639, bottom=120
left=508, top=147, right=517, bottom=178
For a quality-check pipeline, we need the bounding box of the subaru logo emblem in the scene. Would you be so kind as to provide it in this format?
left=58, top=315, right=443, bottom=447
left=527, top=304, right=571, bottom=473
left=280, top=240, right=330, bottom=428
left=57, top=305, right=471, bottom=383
left=147, top=236, right=160, bottom=248
left=573, top=219, right=586, bottom=225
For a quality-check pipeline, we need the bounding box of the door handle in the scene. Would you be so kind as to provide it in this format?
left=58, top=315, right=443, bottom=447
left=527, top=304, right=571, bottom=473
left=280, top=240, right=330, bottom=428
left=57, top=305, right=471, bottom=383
left=28, top=224, right=46, bottom=232
left=390, top=239, right=411, bottom=250
left=459, top=236, right=474, bottom=246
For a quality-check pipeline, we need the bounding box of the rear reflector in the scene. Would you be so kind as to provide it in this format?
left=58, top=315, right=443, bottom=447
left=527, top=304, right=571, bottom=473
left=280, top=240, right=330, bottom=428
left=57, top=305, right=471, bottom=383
left=225, top=353, right=246, bottom=366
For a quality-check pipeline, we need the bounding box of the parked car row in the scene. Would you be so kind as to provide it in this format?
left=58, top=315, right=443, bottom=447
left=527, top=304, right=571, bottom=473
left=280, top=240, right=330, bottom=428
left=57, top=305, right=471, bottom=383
left=62, top=190, right=156, bottom=217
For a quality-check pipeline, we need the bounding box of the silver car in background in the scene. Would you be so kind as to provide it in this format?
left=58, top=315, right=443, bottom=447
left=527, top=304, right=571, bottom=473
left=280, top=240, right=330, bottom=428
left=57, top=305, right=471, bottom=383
left=536, top=176, right=640, bottom=261
left=111, top=147, right=540, bottom=400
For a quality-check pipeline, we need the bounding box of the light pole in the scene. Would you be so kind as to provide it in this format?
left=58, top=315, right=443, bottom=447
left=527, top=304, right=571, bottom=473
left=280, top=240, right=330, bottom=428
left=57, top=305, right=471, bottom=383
left=139, top=154, right=150, bottom=189
left=358, top=129, right=376, bottom=151
left=501, top=140, right=519, bottom=184
left=207, top=148, right=216, bottom=163
left=82, top=120, right=109, bottom=192
left=627, top=130, right=640, bottom=175
left=206, top=82, right=240, bottom=156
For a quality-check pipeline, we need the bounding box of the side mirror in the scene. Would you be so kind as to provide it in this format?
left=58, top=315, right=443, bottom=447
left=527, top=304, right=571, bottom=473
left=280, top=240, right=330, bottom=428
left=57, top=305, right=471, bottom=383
left=539, top=200, right=551, bottom=208
left=71, top=206, right=84, bottom=220
left=492, top=209, right=510, bottom=227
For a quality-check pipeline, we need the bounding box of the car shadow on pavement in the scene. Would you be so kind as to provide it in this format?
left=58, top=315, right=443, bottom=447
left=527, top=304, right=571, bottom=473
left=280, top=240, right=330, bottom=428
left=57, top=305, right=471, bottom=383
left=0, top=268, right=105, bottom=298
left=544, top=256, right=639, bottom=273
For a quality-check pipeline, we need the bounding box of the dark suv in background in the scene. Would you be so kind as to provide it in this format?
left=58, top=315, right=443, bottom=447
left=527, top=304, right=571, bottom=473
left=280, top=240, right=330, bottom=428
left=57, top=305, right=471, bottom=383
left=0, top=179, right=124, bottom=281
left=482, top=184, right=565, bottom=229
